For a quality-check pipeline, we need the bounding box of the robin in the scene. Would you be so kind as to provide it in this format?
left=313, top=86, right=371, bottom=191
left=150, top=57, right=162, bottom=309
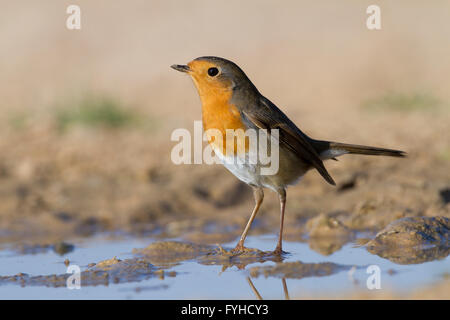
left=171, top=56, right=405, bottom=255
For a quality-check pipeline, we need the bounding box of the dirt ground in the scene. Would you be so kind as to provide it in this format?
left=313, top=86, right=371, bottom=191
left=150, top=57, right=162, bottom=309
left=0, top=1, right=449, bottom=299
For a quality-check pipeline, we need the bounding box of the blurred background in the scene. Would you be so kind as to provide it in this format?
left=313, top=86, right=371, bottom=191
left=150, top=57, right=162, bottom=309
left=0, top=0, right=449, bottom=246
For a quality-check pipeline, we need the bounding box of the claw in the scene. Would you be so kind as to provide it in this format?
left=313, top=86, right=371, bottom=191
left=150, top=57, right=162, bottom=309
left=231, top=244, right=247, bottom=254
left=272, top=247, right=287, bottom=256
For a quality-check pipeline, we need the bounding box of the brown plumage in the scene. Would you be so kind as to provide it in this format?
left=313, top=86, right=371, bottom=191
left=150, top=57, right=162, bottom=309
left=313, top=140, right=406, bottom=158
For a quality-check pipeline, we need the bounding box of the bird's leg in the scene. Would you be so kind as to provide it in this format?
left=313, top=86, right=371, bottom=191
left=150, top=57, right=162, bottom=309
left=282, top=278, right=290, bottom=300
left=246, top=277, right=263, bottom=300
left=273, top=188, right=286, bottom=255
left=232, top=187, right=264, bottom=253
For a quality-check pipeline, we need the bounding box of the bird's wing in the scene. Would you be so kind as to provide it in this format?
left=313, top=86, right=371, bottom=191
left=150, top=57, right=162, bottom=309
left=241, top=96, right=336, bottom=185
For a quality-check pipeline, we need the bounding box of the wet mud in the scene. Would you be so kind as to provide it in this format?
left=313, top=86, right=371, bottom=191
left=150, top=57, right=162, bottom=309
left=1, top=212, right=448, bottom=291
left=366, top=216, right=450, bottom=264
left=0, top=256, right=158, bottom=287
left=249, top=261, right=348, bottom=279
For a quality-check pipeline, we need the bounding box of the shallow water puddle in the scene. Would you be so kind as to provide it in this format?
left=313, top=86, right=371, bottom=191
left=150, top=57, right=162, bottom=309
left=0, top=235, right=448, bottom=299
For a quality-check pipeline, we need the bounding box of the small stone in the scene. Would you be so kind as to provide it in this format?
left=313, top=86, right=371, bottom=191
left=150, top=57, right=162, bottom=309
left=167, top=271, right=176, bottom=277
left=53, top=242, right=75, bottom=255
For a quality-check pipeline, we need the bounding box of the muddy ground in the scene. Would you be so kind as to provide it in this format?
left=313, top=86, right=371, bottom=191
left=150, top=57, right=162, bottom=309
left=0, top=124, right=448, bottom=252
left=0, top=1, right=449, bottom=299
left=1, top=237, right=448, bottom=299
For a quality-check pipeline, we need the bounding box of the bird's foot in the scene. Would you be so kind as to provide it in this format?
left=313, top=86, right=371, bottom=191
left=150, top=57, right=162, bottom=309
left=272, top=247, right=287, bottom=256
left=231, top=243, right=248, bottom=255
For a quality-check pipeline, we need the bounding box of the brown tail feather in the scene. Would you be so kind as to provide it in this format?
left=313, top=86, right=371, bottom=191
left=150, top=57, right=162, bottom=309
left=328, top=142, right=406, bottom=157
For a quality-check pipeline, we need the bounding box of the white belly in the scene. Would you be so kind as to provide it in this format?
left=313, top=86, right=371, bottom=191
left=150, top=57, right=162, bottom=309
left=214, top=149, right=262, bottom=187
left=209, top=134, right=307, bottom=191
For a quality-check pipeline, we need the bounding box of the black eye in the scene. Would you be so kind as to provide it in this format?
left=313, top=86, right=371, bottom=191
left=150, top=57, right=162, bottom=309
left=207, top=67, right=219, bottom=77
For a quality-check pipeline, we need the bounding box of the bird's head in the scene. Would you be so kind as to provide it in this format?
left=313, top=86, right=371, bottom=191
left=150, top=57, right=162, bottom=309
left=171, top=56, right=255, bottom=98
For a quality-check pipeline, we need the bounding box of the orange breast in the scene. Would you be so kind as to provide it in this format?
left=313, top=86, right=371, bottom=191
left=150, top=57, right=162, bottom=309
left=200, top=89, right=249, bottom=156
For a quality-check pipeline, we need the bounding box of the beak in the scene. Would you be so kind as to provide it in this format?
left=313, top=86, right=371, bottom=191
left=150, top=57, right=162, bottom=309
left=171, top=64, right=190, bottom=73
